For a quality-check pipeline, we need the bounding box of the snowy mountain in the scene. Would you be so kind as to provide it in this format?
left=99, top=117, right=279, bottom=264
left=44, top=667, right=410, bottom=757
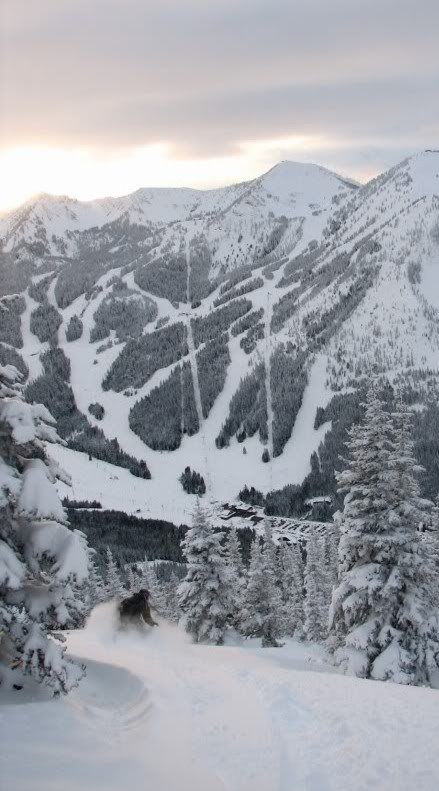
left=0, top=153, right=438, bottom=523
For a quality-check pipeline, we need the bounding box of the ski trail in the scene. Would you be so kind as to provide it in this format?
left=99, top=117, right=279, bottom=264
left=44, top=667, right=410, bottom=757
left=70, top=657, right=153, bottom=737
left=68, top=616, right=228, bottom=791
left=20, top=289, right=45, bottom=381
left=185, top=238, right=204, bottom=428
left=185, top=233, right=212, bottom=492
left=180, top=364, right=185, bottom=437
left=265, top=289, right=274, bottom=464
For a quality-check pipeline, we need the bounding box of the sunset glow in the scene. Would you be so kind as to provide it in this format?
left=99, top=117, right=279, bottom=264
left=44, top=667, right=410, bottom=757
left=0, top=135, right=344, bottom=212
left=2, top=0, right=437, bottom=210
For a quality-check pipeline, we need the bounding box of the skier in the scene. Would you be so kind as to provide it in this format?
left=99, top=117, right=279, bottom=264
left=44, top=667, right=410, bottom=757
left=118, top=589, right=158, bottom=629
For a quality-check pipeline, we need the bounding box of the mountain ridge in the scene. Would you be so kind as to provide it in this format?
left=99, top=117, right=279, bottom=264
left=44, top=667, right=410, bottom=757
left=0, top=158, right=358, bottom=220
left=0, top=151, right=438, bottom=524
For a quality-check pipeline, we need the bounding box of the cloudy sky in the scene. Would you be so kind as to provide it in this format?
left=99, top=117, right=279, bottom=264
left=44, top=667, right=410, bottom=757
left=1, top=0, right=438, bottom=209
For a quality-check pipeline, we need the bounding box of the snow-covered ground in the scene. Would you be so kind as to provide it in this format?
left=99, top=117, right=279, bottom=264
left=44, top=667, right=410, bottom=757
left=2, top=604, right=439, bottom=791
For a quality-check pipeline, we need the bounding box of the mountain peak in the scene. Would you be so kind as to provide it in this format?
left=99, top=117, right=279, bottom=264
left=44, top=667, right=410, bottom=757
left=1, top=148, right=439, bottom=525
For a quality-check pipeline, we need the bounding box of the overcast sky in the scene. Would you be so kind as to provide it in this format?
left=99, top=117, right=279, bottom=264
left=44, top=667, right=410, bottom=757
left=1, top=0, right=438, bottom=209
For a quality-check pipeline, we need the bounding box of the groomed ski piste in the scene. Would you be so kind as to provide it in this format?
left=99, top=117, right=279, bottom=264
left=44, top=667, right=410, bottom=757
left=2, top=603, right=439, bottom=791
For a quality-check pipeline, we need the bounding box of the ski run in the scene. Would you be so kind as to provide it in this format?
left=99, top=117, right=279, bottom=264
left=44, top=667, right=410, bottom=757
left=184, top=232, right=211, bottom=491
left=265, top=288, right=274, bottom=462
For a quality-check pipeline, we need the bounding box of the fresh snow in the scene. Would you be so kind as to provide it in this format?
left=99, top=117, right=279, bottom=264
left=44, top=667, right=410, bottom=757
left=2, top=605, right=439, bottom=791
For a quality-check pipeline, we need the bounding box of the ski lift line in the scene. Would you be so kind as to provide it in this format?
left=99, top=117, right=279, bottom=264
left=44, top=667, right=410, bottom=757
left=184, top=233, right=212, bottom=494
left=179, top=354, right=185, bottom=437
left=265, top=289, right=274, bottom=492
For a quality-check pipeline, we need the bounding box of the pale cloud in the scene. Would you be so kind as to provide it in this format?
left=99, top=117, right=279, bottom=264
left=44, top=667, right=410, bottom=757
left=1, top=0, right=438, bottom=207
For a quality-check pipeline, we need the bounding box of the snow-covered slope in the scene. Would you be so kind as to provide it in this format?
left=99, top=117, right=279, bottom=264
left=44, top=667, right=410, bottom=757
left=2, top=605, right=439, bottom=791
left=1, top=154, right=438, bottom=520
left=0, top=161, right=351, bottom=258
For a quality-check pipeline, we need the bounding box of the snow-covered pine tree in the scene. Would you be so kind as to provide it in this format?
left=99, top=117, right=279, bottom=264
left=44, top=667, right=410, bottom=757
left=240, top=538, right=264, bottom=638
left=278, top=542, right=305, bottom=637
left=240, top=524, right=282, bottom=646
left=288, top=542, right=306, bottom=638
left=262, top=521, right=283, bottom=642
left=162, top=571, right=180, bottom=623
left=84, top=556, right=106, bottom=613
left=304, top=533, right=329, bottom=642
left=277, top=542, right=293, bottom=636
left=329, top=389, right=395, bottom=672
left=178, top=501, right=232, bottom=644
left=104, top=547, right=125, bottom=600
left=0, top=363, right=91, bottom=695
left=374, top=403, right=439, bottom=683
left=134, top=568, right=144, bottom=593
left=141, top=561, right=168, bottom=617
left=329, top=390, right=439, bottom=684
left=223, top=528, right=245, bottom=627
left=324, top=527, right=339, bottom=593
left=127, top=564, right=137, bottom=592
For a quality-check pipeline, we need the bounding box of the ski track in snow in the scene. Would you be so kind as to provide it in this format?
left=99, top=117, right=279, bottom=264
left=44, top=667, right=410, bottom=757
left=265, top=288, right=274, bottom=463
left=3, top=605, right=439, bottom=791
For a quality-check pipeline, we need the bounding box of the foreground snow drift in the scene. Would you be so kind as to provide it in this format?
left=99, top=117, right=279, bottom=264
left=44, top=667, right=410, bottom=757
left=1, top=604, right=439, bottom=791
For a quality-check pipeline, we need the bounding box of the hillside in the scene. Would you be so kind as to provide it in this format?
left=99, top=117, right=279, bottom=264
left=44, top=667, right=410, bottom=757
left=0, top=154, right=438, bottom=522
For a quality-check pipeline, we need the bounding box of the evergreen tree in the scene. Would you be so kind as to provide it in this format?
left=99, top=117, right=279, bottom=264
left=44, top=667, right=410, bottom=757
left=0, top=363, right=91, bottom=695
left=277, top=542, right=293, bottom=635
left=162, top=571, right=180, bottom=622
left=324, top=528, right=339, bottom=592
left=329, top=391, right=439, bottom=684
left=179, top=466, right=206, bottom=496
left=178, top=501, right=232, bottom=644
left=240, top=526, right=282, bottom=646
left=278, top=542, right=305, bottom=637
left=86, top=557, right=106, bottom=611
left=223, top=529, right=245, bottom=627
left=127, top=565, right=137, bottom=592
left=288, top=542, right=306, bottom=638
left=134, top=568, right=144, bottom=592
left=240, top=539, right=264, bottom=638
left=376, top=404, right=439, bottom=682
left=262, top=521, right=283, bottom=638
left=141, top=561, right=168, bottom=617
left=304, top=534, right=329, bottom=642
left=104, top=547, right=124, bottom=600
